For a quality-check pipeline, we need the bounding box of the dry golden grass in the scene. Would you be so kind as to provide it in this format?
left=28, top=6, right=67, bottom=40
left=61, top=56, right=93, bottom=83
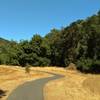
left=0, top=65, right=100, bottom=100
left=83, top=75, right=100, bottom=95
left=0, top=65, right=50, bottom=100
left=44, top=69, right=100, bottom=100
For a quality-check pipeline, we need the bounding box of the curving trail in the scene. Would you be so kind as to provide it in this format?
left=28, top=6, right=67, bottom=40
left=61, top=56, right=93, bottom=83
left=7, top=71, right=64, bottom=100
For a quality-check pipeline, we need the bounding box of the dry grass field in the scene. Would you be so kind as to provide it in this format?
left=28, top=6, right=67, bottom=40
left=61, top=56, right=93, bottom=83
left=45, top=69, right=100, bottom=100
left=0, top=65, right=50, bottom=100
left=0, top=65, right=100, bottom=100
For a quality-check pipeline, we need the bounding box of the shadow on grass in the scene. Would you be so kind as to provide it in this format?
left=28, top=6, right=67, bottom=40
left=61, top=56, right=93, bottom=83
left=0, top=89, right=7, bottom=98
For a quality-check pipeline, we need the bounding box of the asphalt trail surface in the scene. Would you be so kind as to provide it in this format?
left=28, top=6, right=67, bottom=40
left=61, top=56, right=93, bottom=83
left=7, top=71, right=64, bottom=100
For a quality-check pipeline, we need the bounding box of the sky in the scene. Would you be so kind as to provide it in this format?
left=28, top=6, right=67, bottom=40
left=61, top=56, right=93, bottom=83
left=0, top=0, right=100, bottom=41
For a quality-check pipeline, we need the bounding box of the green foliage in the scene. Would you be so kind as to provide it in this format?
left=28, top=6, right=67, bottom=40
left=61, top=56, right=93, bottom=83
left=0, top=10, right=100, bottom=73
left=43, top=29, right=61, bottom=66
left=25, top=64, right=31, bottom=74
left=76, top=58, right=94, bottom=71
left=76, top=58, right=100, bottom=73
left=0, top=53, right=9, bottom=64
left=36, top=57, right=50, bottom=66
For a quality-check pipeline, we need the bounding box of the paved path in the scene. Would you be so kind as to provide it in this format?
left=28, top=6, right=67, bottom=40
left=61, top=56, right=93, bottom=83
left=7, top=71, right=64, bottom=100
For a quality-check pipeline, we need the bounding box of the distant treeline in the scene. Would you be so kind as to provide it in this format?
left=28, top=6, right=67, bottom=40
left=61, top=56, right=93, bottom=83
left=0, top=11, right=100, bottom=73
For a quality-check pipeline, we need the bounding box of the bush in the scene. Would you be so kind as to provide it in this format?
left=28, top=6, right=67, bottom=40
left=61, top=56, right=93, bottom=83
left=25, top=64, right=31, bottom=74
left=90, top=60, right=100, bottom=73
left=0, top=54, right=9, bottom=64
left=37, top=57, right=50, bottom=66
left=76, top=58, right=100, bottom=73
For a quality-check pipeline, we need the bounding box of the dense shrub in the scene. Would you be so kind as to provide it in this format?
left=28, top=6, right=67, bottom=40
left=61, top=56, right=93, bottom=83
left=77, top=59, right=100, bottom=73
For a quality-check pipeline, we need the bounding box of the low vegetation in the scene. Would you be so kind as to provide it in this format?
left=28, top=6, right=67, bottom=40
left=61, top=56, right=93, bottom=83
left=25, top=64, right=31, bottom=74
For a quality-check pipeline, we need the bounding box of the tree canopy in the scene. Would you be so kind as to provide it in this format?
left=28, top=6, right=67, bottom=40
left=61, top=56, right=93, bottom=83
left=0, top=11, right=100, bottom=73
